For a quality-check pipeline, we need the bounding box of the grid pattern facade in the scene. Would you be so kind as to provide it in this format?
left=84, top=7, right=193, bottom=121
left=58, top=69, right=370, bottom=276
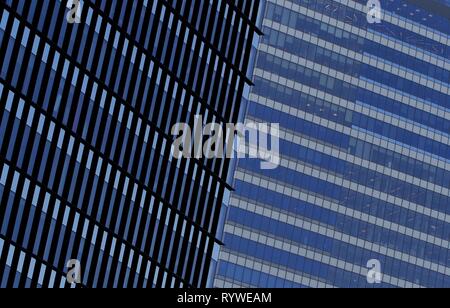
left=0, top=0, right=262, bottom=288
left=215, top=0, right=450, bottom=288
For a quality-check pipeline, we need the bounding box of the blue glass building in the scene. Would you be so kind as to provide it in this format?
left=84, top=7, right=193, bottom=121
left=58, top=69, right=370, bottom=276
left=215, top=0, right=450, bottom=288
left=0, top=0, right=263, bottom=288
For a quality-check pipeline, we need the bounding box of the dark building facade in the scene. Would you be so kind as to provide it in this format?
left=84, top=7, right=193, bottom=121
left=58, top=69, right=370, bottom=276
left=0, top=0, right=263, bottom=288
left=215, top=0, right=450, bottom=288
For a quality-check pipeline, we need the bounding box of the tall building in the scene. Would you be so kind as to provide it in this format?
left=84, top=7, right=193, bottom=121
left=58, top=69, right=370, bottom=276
left=0, top=0, right=263, bottom=288
left=215, top=0, right=450, bottom=288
